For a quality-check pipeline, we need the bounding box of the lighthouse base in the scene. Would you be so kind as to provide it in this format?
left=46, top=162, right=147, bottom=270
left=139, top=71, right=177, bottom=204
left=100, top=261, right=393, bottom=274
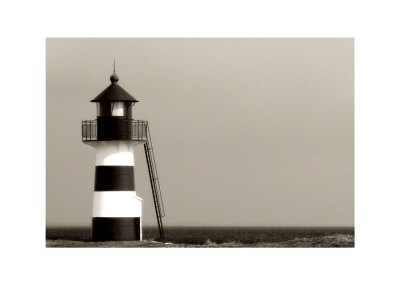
left=92, top=217, right=141, bottom=241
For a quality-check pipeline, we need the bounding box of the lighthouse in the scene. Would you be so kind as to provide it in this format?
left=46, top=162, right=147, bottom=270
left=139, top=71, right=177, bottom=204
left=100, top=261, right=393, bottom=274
left=82, top=65, right=165, bottom=241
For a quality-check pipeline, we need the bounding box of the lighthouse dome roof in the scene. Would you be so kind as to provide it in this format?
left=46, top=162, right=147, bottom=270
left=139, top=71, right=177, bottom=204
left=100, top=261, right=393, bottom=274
left=91, top=73, right=139, bottom=103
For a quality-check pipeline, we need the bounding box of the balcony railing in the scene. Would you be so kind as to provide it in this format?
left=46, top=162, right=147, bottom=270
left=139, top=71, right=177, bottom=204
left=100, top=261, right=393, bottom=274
left=82, top=119, right=148, bottom=142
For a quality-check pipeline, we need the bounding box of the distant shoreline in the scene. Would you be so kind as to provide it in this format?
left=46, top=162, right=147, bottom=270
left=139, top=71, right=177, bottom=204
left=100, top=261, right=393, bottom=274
left=46, top=226, right=354, bottom=248
left=47, top=234, right=354, bottom=248
left=46, top=225, right=355, bottom=229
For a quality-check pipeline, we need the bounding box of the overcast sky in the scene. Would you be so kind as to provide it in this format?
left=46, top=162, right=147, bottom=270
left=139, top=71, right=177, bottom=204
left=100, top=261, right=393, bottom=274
left=46, top=38, right=353, bottom=227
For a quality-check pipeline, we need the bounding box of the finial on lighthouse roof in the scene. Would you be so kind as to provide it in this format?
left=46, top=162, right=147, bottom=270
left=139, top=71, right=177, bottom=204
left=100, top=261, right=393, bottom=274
left=110, top=60, right=119, bottom=83
left=91, top=61, right=138, bottom=102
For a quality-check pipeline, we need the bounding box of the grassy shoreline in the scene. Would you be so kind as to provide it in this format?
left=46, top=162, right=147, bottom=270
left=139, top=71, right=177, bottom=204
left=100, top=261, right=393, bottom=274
left=47, top=233, right=354, bottom=248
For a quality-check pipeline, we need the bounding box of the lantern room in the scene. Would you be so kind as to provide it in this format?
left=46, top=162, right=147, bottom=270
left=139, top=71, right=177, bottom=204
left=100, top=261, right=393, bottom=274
left=82, top=70, right=147, bottom=142
left=91, top=72, right=139, bottom=119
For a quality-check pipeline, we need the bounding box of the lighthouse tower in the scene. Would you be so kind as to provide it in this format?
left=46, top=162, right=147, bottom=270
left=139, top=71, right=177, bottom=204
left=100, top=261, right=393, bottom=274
left=82, top=66, right=165, bottom=241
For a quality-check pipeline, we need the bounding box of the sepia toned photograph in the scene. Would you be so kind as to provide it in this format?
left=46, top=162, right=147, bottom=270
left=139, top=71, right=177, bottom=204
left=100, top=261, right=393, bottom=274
left=6, top=1, right=400, bottom=299
left=46, top=38, right=354, bottom=247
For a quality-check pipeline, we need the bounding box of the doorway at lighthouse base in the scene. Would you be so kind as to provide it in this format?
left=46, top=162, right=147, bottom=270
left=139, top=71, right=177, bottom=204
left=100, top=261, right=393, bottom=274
left=92, top=217, right=141, bottom=241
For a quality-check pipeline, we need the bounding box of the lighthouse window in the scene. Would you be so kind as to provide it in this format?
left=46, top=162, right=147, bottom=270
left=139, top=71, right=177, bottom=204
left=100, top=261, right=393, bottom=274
left=111, top=102, right=125, bottom=116
left=126, top=103, right=133, bottom=119
left=97, top=102, right=132, bottom=117
left=96, top=102, right=112, bottom=116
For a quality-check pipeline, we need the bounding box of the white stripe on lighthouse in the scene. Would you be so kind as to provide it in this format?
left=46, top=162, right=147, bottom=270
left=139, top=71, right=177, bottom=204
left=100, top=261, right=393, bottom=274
left=89, top=140, right=144, bottom=241
left=93, top=192, right=143, bottom=217
left=90, top=140, right=137, bottom=166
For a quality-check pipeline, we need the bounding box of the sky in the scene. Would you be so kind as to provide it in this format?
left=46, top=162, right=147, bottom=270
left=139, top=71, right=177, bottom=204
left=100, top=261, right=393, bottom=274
left=46, top=38, right=354, bottom=227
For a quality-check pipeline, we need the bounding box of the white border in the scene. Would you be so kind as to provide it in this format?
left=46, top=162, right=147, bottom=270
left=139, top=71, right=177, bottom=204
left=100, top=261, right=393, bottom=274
left=2, top=0, right=400, bottom=299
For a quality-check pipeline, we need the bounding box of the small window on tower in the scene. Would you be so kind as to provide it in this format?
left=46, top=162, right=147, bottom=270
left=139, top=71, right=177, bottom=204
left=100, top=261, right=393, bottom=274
left=111, top=102, right=125, bottom=116
left=126, top=102, right=133, bottom=119
left=97, top=102, right=112, bottom=117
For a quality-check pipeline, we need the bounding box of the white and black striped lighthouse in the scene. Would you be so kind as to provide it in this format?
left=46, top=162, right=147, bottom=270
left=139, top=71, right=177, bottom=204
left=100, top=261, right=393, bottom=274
left=82, top=66, right=165, bottom=241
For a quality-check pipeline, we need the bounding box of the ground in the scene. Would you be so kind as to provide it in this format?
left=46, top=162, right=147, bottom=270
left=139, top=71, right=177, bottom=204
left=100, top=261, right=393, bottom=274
left=46, top=233, right=354, bottom=248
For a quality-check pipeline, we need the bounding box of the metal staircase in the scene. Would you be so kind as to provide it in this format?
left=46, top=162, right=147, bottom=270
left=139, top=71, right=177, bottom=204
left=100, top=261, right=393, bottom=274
left=144, top=125, right=165, bottom=240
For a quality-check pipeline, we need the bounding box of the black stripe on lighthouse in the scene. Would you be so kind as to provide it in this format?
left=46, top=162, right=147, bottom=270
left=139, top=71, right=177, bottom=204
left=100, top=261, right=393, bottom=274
left=94, top=166, right=135, bottom=191
left=92, top=217, right=140, bottom=241
left=92, top=165, right=141, bottom=241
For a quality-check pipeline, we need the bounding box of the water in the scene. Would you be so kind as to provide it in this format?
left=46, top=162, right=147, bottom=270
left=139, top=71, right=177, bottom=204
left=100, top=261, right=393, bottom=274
left=46, top=226, right=354, bottom=245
